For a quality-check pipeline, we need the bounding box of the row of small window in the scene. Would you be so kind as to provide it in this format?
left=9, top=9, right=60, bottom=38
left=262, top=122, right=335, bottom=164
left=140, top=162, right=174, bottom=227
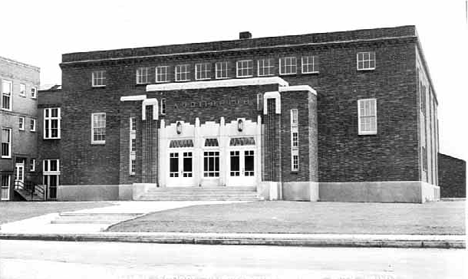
left=18, top=117, right=36, bottom=132
left=1, top=80, right=37, bottom=111
left=91, top=52, right=376, bottom=87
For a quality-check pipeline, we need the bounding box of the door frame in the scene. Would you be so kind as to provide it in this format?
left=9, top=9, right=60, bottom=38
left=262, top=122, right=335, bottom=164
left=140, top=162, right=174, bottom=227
left=226, top=146, right=256, bottom=187
left=166, top=148, right=196, bottom=187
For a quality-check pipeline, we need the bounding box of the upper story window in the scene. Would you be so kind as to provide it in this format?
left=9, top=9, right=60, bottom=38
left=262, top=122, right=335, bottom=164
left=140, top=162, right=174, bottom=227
left=156, top=66, right=169, bottom=83
left=257, top=58, right=274, bottom=76
left=91, top=113, right=106, bottom=144
left=290, top=109, right=299, bottom=172
left=279, top=57, right=297, bottom=75
left=44, top=108, right=61, bottom=139
left=358, top=98, right=377, bottom=135
left=175, top=64, right=190, bottom=82
left=43, top=159, right=60, bottom=174
left=1, top=128, right=11, bottom=158
left=20, top=84, right=26, bottom=96
left=19, top=117, right=25, bottom=131
left=30, top=119, right=36, bottom=132
left=31, top=87, right=37, bottom=99
left=357, top=52, right=376, bottom=71
left=136, top=67, right=151, bottom=84
left=160, top=98, right=166, bottom=115
left=92, top=70, right=106, bottom=87
left=195, top=63, right=211, bottom=80
left=215, top=62, right=229, bottom=79
left=236, top=60, right=253, bottom=78
left=30, top=158, right=36, bottom=172
left=302, top=56, right=319, bottom=74
left=1, top=80, right=12, bottom=111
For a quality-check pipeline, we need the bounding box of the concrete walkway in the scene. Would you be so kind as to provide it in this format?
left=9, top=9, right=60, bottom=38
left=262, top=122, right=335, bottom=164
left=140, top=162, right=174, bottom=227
left=0, top=201, right=245, bottom=234
left=0, top=201, right=465, bottom=249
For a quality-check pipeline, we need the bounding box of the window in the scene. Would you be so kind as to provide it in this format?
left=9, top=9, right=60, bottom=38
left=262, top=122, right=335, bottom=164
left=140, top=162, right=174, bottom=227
left=136, top=67, right=151, bottom=84
left=195, top=63, right=211, bottom=80
left=279, top=57, right=297, bottom=75
left=19, top=117, right=25, bottom=131
left=358, top=99, right=377, bottom=135
left=2, top=80, right=12, bottom=110
left=257, top=93, right=263, bottom=111
left=20, top=84, right=26, bottom=96
left=43, top=159, right=60, bottom=199
left=290, top=109, right=299, bottom=171
left=1, top=128, right=11, bottom=158
left=160, top=98, right=166, bottom=115
left=156, top=66, right=169, bottom=83
left=357, top=52, right=376, bottom=70
left=129, top=117, right=136, bottom=175
left=30, top=159, right=36, bottom=172
left=204, top=151, right=220, bottom=177
left=236, top=60, right=253, bottom=77
left=175, top=64, right=190, bottom=82
left=30, top=119, right=36, bottom=132
left=257, top=58, right=274, bottom=76
left=44, top=108, right=61, bottom=139
left=1, top=175, right=10, bottom=201
left=302, top=56, right=319, bottom=74
left=31, top=87, right=37, bottom=99
left=91, top=113, right=106, bottom=144
left=215, top=62, right=229, bottom=79
left=92, top=71, right=106, bottom=87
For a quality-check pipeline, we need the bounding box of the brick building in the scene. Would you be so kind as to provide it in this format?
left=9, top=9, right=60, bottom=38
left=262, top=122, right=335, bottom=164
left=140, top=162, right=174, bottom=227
left=0, top=56, right=40, bottom=201
left=438, top=153, right=466, bottom=198
left=39, top=25, right=443, bottom=203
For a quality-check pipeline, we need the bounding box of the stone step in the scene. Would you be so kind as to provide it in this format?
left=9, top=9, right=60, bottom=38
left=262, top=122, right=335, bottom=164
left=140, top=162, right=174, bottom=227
left=138, top=196, right=258, bottom=201
left=147, top=187, right=256, bottom=192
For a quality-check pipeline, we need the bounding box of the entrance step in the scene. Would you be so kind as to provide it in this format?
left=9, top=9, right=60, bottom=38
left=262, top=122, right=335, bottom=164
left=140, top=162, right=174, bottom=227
left=137, top=187, right=258, bottom=201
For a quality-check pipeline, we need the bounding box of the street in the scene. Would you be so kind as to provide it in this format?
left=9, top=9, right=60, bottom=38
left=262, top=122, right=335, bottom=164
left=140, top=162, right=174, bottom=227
left=0, top=240, right=465, bottom=279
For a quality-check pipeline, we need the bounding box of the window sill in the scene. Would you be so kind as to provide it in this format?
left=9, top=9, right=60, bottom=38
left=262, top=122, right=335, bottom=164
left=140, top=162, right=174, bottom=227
left=92, top=85, right=106, bottom=89
left=358, top=132, right=377, bottom=136
left=91, top=142, right=106, bottom=145
left=1, top=156, right=12, bottom=159
left=357, top=68, right=376, bottom=71
left=43, top=138, right=61, bottom=140
left=301, top=71, right=319, bottom=75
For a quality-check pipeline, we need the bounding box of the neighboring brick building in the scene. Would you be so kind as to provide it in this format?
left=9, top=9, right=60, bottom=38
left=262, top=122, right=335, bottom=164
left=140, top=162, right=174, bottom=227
left=0, top=56, right=40, bottom=201
left=438, top=153, right=466, bottom=198
left=39, top=25, right=443, bottom=203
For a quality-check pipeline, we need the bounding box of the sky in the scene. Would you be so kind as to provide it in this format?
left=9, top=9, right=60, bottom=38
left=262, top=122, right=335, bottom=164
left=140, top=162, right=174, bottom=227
left=1, top=0, right=467, bottom=161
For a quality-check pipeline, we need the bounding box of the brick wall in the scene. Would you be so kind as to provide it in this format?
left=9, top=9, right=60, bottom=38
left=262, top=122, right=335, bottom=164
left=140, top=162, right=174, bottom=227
left=438, top=153, right=466, bottom=198
left=58, top=25, right=425, bottom=188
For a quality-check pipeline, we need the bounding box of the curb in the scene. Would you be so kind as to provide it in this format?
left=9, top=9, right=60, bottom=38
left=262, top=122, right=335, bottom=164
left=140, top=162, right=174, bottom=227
left=0, top=232, right=465, bottom=249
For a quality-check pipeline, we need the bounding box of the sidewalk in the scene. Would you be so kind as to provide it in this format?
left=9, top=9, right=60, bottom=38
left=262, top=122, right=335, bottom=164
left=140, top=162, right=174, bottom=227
left=0, top=201, right=465, bottom=249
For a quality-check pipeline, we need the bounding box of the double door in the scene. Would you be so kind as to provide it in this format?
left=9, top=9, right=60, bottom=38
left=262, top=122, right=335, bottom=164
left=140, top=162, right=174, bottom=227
left=227, top=149, right=256, bottom=186
left=167, top=150, right=195, bottom=187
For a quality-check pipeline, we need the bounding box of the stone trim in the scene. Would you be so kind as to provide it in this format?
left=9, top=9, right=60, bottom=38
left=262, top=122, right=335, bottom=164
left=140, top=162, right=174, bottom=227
left=263, top=91, right=281, bottom=114
left=120, top=95, right=147, bottom=102
left=146, top=77, right=288, bottom=92
left=142, top=98, right=159, bottom=120
left=279, top=85, right=317, bottom=95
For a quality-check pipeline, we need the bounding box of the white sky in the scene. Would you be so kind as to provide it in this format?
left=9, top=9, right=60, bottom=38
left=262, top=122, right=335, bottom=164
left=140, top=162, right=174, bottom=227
left=1, top=0, right=467, bottom=161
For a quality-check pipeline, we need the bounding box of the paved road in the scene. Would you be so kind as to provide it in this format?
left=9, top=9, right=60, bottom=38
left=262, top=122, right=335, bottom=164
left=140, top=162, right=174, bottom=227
left=0, top=240, right=465, bottom=279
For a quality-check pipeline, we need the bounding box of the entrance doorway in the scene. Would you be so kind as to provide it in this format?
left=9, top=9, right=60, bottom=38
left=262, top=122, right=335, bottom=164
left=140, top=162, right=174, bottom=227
left=227, top=149, right=256, bottom=186
left=167, top=150, right=195, bottom=187
left=15, top=162, right=25, bottom=187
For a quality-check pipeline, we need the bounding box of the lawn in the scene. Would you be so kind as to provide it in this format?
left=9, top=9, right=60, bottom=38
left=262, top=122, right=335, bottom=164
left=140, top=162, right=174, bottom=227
left=0, top=202, right=115, bottom=224
left=107, top=200, right=465, bottom=235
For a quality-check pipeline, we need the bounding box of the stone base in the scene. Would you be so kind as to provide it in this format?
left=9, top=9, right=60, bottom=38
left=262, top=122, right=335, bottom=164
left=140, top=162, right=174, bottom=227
left=257, top=182, right=281, bottom=200
left=57, top=185, right=119, bottom=201
left=319, top=181, right=440, bottom=203
left=132, top=183, right=157, bottom=200
left=282, top=182, right=319, bottom=201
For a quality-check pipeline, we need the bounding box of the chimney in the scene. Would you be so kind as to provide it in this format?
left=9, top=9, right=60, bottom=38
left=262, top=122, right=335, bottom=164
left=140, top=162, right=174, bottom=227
left=239, top=31, right=252, bottom=40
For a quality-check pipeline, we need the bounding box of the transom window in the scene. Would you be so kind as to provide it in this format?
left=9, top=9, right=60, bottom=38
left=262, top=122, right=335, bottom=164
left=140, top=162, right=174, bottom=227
left=20, top=84, right=26, bottom=96
left=257, top=58, right=274, bottom=76
left=195, top=63, right=211, bottom=80
left=175, top=64, right=190, bottom=82
left=215, top=62, right=229, bottom=79
left=1, top=80, right=12, bottom=110
left=279, top=57, right=297, bottom=75
left=44, top=108, right=61, bottom=139
left=358, top=98, right=377, bottom=135
left=301, top=56, right=319, bottom=74
left=236, top=60, right=253, bottom=78
left=205, top=138, right=219, bottom=147
left=136, top=67, right=151, bottom=84
left=91, top=113, right=106, bottom=144
left=156, top=66, right=169, bottom=83
left=1, top=128, right=11, bottom=158
left=43, top=159, right=60, bottom=173
left=357, top=52, right=376, bottom=70
left=92, top=70, right=106, bottom=87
